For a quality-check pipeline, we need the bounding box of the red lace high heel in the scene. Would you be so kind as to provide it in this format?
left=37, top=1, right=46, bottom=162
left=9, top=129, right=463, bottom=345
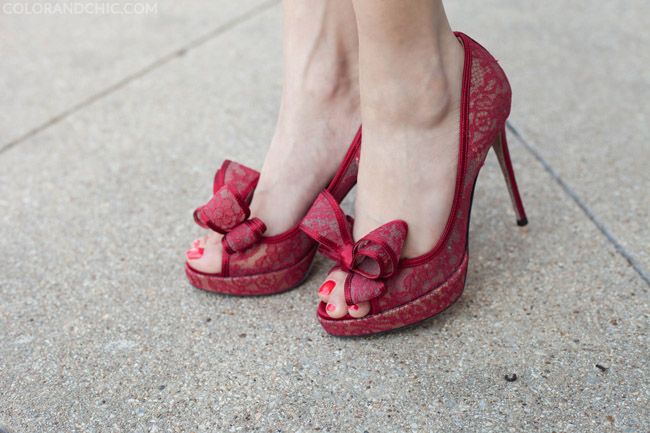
left=299, top=33, right=527, bottom=336
left=184, top=126, right=362, bottom=296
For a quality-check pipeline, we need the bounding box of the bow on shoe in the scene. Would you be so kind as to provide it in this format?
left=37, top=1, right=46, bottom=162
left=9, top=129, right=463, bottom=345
left=300, top=191, right=408, bottom=306
left=193, top=160, right=267, bottom=254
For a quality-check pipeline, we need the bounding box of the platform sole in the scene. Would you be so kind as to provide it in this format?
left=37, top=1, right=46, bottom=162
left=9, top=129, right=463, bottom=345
left=185, top=246, right=317, bottom=296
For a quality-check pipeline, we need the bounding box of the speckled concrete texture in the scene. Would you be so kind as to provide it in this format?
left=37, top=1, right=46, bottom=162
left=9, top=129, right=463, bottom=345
left=1, top=2, right=649, bottom=433
left=0, top=0, right=273, bottom=145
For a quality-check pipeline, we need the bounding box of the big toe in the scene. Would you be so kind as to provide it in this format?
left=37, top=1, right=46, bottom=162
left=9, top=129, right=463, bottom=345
left=318, top=270, right=371, bottom=319
left=186, top=233, right=223, bottom=274
left=317, top=270, right=345, bottom=303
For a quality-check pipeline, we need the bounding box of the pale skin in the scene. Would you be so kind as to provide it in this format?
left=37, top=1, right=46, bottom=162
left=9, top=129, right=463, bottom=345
left=187, top=0, right=464, bottom=319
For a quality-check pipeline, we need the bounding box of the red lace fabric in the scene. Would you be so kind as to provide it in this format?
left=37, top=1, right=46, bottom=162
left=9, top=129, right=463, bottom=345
left=193, top=160, right=259, bottom=233
left=221, top=218, right=266, bottom=254
left=300, top=190, right=408, bottom=306
left=224, top=231, right=315, bottom=276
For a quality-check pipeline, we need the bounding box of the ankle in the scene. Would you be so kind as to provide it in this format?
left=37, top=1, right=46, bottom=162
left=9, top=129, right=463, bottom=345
left=363, top=74, right=456, bottom=130
left=282, top=54, right=359, bottom=107
left=277, top=57, right=360, bottom=140
left=359, top=36, right=463, bottom=130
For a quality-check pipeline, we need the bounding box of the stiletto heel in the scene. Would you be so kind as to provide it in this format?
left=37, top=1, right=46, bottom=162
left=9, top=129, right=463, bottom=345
left=493, top=126, right=528, bottom=226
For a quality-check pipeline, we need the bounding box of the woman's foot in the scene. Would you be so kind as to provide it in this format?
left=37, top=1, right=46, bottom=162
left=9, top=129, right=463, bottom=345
left=187, top=1, right=360, bottom=274
left=318, top=0, right=465, bottom=318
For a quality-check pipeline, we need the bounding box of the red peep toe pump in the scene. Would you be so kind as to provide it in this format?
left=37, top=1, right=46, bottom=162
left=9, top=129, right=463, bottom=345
left=300, top=33, right=527, bottom=336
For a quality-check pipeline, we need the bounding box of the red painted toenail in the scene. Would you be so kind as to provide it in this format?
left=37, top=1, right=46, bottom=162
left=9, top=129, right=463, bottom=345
left=349, top=304, right=359, bottom=311
left=326, top=303, right=336, bottom=312
left=193, top=239, right=201, bottom=248
left=318, top=280, right=336, bottom=296
left=186, top=248, right=204, bottom=260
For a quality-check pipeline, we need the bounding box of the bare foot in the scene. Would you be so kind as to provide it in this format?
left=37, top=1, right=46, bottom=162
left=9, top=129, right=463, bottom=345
left=187, top=1, right=360, bottom=274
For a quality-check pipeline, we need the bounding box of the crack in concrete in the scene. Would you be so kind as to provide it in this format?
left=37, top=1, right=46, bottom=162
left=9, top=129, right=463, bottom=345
left=507, top=120, right=650, bottom=288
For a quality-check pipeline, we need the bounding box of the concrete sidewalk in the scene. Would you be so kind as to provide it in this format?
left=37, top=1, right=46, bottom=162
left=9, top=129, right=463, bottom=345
left=1, top=1, right=648, bottom=432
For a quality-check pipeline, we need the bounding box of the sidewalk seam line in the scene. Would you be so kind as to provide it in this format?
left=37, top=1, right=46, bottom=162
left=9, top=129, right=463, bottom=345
left=507, top=120, right=650, bottom=288
left=0, top=0, right=279, bottom=156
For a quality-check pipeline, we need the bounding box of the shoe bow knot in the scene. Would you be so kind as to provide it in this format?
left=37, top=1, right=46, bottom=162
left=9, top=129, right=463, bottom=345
left=193, top=160, right=267, bottom=253
left=300, top=191, right=408, bottom=305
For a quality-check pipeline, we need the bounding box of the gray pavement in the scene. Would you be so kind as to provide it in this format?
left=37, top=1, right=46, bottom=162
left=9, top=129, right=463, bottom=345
left=1, top=1, right=648, bottom=432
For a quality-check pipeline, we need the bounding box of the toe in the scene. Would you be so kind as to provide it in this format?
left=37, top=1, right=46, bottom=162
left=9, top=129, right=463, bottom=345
left=186, top=233, right=224, bottom=274
left=321, top=271, right=350, bottom=319
left=318, top=280, right=336, bottom=303
left=347, top=301, right=371, bottom=318
left=317, top=269, right=346, bottom=303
